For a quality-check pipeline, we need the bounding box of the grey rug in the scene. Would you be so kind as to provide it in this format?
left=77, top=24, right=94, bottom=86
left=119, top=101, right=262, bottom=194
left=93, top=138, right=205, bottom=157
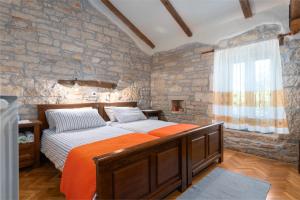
left=177, top=167, right=271, bottom=200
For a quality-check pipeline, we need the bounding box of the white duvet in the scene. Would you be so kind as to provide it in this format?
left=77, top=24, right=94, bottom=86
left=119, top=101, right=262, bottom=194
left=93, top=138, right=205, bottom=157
left=41, top=126, right=135, bottom=171
left=107, top=119, right=177, bottom=133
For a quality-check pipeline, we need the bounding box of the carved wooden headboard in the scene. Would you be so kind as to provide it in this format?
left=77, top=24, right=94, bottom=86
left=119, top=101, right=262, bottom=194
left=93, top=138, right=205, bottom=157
left=99, top=102, right=137, bottom=121
left=37, top=103, right=101, bottom=130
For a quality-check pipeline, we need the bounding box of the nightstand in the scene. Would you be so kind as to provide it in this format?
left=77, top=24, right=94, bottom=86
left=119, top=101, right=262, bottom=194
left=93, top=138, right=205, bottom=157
left=18, top=120, right=41, bottom=168
left=142, top=109, right=162, bottom=120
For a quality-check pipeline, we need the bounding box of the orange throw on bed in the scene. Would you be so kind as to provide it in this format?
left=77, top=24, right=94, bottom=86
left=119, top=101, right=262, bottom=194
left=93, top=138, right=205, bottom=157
left=60, top=133, right=158, bottom=200
left=148, top=124, right=199, bottom=138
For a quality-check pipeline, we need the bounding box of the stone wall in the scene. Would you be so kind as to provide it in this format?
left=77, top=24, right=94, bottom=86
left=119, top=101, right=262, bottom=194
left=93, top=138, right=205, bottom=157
left=151, top=24, right=300, bottom=164
left=151, top=43, right=214, bottom=123
left=0, top=0, right=152, bottom=119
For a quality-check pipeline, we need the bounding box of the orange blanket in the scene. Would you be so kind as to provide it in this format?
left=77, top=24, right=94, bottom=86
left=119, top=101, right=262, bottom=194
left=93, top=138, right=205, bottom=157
left=148, top=124, right=199, bottom=138
left=60, top=133, right=158, bottom=200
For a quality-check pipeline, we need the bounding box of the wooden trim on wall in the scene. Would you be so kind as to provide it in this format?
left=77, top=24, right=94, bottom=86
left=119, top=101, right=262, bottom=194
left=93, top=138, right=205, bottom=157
left=101, top=0, right=155, bottom=48
left=58, top=80, right=116, bottom=89
left=239, top=0, right=252, bottom=18
left=201, top=49, right=214, bottom=55
left=160, top=0, right=192, bottom=37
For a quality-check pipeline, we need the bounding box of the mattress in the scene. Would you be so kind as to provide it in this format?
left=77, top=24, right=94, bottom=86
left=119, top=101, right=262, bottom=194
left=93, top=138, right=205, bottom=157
left=41, top=126, right=134, bottom=171
left=108, top=119, right=177, bottom=133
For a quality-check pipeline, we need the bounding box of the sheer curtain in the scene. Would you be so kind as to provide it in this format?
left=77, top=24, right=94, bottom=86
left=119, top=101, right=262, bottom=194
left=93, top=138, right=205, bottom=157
left=213, top=39, right=288, bottom=134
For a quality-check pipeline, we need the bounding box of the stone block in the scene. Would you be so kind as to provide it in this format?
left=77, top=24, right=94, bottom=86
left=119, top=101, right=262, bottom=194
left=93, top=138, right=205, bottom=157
left=11, top=10, right=35, bottom=21
left=26, top=63, right=51, bottom=72
left=83, top=22, right=102, bottom=32
left=27, top=42, right=60, bottom=55
left=67, top=27, right=81, bottom=38
left=0, top=85, right=23, bottom=96
left=103, top=27, right=119, bottom=37
left=61, top=43, right=84, bottom=53
left=39, top=37, right=53, bottom=45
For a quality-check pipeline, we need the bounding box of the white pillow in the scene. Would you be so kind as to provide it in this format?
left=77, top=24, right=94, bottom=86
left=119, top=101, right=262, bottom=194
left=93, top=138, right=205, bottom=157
left=104, top=107, right=138, bottom=122
left=45, top=107, right=93, bottom=129
left=48, top=108, right=106, bottom=133
left=104, top=107, right=118, bottom=122
left=112, top=107, right=147, bottom=123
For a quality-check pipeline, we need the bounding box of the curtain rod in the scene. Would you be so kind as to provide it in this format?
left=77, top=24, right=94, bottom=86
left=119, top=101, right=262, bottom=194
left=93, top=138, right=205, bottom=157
left=201, top=32, right=292, bottom=55
left=201, top=49, right=214, bottom=54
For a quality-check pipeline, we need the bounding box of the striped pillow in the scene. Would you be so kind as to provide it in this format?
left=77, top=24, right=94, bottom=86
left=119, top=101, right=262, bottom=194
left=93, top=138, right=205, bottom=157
left=49, top=109, right=106, bottom=133
left=45, top=107, right=93, bottom=129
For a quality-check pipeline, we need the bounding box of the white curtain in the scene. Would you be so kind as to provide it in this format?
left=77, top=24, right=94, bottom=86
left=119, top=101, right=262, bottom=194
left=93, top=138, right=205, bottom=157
left=213, top=39, right=288, bottom=134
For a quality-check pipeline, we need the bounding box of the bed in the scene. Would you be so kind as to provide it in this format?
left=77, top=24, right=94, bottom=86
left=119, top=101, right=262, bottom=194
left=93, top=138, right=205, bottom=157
left=100, top=102, right=224, bottom=184
left=37, top=102, right=224, bottom=199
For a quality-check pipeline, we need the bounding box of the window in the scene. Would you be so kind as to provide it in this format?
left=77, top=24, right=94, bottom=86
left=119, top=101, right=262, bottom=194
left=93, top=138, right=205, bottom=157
left=213, top=39, right=288, bottom=134
left=232, top=62, right=245, bottom=108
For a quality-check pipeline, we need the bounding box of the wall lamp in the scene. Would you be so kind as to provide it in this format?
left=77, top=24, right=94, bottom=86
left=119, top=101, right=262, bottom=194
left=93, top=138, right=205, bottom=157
left=58, top=78, right=117, bottom=89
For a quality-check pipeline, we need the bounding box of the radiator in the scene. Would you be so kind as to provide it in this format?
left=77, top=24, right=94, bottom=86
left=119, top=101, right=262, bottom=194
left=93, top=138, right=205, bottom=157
left=0, top=96, right=18, bottom=200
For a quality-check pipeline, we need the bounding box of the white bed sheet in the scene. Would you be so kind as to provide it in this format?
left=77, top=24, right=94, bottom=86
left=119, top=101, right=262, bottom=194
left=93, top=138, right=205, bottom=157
left=107, top=119, right=177, bottom=133
left=41, top=126, right=134, bottom=171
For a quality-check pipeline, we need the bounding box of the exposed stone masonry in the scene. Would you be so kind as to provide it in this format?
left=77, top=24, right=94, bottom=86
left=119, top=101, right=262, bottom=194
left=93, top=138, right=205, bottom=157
left=151, top=43, right=214, bottom=123
left=0, top=0, right=152, bottom=119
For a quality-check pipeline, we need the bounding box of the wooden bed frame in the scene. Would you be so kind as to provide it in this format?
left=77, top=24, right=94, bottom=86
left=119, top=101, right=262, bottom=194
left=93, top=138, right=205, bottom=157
left=37, top=102, right=223, bottom=199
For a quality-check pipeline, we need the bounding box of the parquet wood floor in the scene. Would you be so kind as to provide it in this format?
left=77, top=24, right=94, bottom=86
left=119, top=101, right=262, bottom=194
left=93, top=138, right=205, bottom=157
left=20, top=149, right=300, bottom=200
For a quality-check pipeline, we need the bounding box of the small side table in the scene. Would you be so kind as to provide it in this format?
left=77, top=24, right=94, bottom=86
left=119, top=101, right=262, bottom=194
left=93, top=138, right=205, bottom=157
left=18, top=120, right=41, bottom=168
left=142, top=109, right=162, bottom=120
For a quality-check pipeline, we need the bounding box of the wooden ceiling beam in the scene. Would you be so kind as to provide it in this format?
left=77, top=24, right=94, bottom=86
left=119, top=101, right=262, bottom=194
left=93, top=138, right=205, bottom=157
left=101, top=0, right=155, bottom=49
left=160, top=0, right=192, bottom=37
left=290, top=0, right=300, bottom=34
left=239, top=0, right=252, bottom=18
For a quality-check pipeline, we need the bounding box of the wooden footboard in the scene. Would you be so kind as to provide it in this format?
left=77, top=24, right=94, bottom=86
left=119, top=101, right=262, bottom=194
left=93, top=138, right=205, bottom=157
left=186, top=123, right=223, bottom=185
left=94, top=135, right=188, bottom=199
left=93, top=123, right=223, bottom=199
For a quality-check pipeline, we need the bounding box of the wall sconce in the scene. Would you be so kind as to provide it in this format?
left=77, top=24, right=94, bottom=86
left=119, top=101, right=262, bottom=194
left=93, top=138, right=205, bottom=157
left=73, top=81, right=80, bottom=91
left=105, top=93, right=111, bottom=102
left=58, top=78, right=117, bottom=89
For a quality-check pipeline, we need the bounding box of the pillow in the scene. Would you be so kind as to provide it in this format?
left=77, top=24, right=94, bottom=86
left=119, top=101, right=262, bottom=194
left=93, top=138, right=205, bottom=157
left=104, top=106, right=135, bottom=122
left=112, top=107, right=147, bottom=123
left=104, top=107, right=118, bottom=122
left=48, top=108, right=106, bottom=133
left=45, top=107, right=92, bottom=129
left=45, top=110, right=56, bottom=129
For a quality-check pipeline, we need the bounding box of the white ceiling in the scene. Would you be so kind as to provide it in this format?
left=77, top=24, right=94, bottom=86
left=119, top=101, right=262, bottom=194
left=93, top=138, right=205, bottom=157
left=89, top=0, right=290, bottom=55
